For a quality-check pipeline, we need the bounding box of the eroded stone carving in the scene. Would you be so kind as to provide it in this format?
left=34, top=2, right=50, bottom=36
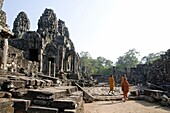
left=12, top=12, right=30, bottom=38
left=0, top=10, right=6, bottom=25
left=37, top=8, right=57, bottom=41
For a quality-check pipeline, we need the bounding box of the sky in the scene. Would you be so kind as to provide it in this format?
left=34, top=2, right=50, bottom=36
left=2, top=0, right=170, bottom=63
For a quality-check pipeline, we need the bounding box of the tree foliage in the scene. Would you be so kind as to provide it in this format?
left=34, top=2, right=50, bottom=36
left=140, top=51, right=165, bottom=64
left=79, top=51, right=113, bottom=76
left=115, top=49, right=140, bottom=71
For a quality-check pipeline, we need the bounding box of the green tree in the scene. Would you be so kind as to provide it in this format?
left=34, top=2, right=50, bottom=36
left=79, top=51, right=114, bottom=76
left=141, top=51, right=165, bottom=64
left=115, top=49, right=140, bottom=71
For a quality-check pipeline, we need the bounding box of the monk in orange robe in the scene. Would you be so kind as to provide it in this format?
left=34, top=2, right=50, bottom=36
left=108, top=75, right=115, bottom=94
left=122, top=77, right=130, bottom=102
left=121, top=74, right=125, bottom=91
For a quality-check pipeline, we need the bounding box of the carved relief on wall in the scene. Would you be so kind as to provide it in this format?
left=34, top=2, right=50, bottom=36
left=12, top=12, right=30, bottom=38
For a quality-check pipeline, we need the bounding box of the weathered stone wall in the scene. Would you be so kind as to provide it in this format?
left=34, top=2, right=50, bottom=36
left=128, top=49, right=170, bottom=86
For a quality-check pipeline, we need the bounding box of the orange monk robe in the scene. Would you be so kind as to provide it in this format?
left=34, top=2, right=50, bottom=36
left=121, top=76, right=124, bottom=91
left=109, top=76, right=115, bottom=91
left=123, top=80, right=130, bottom=98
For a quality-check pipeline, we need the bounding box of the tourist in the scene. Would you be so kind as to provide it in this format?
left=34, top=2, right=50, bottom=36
left=108, top=74, right=115, bottom=94
left=122, top=77, right=130, bottom=102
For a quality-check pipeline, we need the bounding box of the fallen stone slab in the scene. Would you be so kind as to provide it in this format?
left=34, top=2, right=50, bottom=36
left=74, top=83, right=94, bottom=103
left=27, top=106, right=58, bottom=113
left=144, top=89, right=164, bottom=100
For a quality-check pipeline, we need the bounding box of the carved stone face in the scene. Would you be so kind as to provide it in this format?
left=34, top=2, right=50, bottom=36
left=12, top=12, right=30, bottom=38
left=37, top=8, right=57, bottom=37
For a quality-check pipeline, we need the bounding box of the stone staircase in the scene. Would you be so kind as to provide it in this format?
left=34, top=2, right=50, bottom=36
left=0, top=74, right=84, bottom=113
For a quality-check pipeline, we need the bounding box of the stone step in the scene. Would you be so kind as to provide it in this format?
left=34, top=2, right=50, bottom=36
left=26, top=87, right=67, bottom=100
left=12, top=98, right=31, bottom=112
left=51, top=91, right=83, bottom=110
left=27, top=106, right=58, bottom=113
left=26, top=86, right=78, bottom=101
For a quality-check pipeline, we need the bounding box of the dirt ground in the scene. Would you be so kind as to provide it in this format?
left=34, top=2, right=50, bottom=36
left=84, top=100, right=170, bottom=113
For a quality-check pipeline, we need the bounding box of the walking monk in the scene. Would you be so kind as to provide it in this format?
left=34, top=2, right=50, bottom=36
left=122, top=77, right=130, bottom=102
left=108, top=75, right=115, bottom=94
left=120, top=74, right=125, bottom=92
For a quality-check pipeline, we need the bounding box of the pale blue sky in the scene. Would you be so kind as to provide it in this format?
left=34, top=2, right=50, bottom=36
left=3, top=0, right=170, bottom=63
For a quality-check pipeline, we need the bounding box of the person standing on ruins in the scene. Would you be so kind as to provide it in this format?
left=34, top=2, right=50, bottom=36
left=108, top=74, right=115, bottom=94
left=122, top=77, right=130, bottom=102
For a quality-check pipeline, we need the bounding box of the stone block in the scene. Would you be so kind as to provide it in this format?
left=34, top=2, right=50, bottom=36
left=51, top=98, right=77, bottom=109
left=54, top=86, right=78, bottom=95
left=32, top=99, right=51, bottom=106
left=12, top=98, right=31, bottom=111
left=27, top=106, right=58, bottom=113
left=26, top=87, right=67, bottom=100
left=11, top=80, right=25, bottom=88
left=11, top=89, right=28, bottom=98
left=45, top=79, right=53, bottom=87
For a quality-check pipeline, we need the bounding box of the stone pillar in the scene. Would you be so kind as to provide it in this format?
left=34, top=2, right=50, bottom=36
left=57, top=47, right=59, bottom=70
left=48, top=61, right=51, bottom=76
left=39, top=49, right=43, bottom=72
left=53, top=63, right=56, bottom=77
left=60, top=47, right=64, bottom=72
left=1, top=39, right=8, bottom=70
left=72, top=54, right=75, bottom=73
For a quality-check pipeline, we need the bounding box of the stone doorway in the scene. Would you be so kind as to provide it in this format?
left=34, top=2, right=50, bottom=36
left=29, top=49, right=38, bottom=61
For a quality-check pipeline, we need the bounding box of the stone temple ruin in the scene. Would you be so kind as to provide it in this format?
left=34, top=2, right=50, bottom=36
left=8, top=8, right=82, bottom=80
left=0, top=0, right=91, bottom=113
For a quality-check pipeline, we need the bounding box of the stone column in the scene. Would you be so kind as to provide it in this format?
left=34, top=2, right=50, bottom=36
left=48, top=61, right=51, bottom=76
left=1, top=39, right=8, bottom=70
left=57, top=47, right=59, bottom=70
left=39, top=48, right=43, bottom=72
left=53, top=63, right=56, bottom=77
left=60, top=47, right=64, bottom=72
